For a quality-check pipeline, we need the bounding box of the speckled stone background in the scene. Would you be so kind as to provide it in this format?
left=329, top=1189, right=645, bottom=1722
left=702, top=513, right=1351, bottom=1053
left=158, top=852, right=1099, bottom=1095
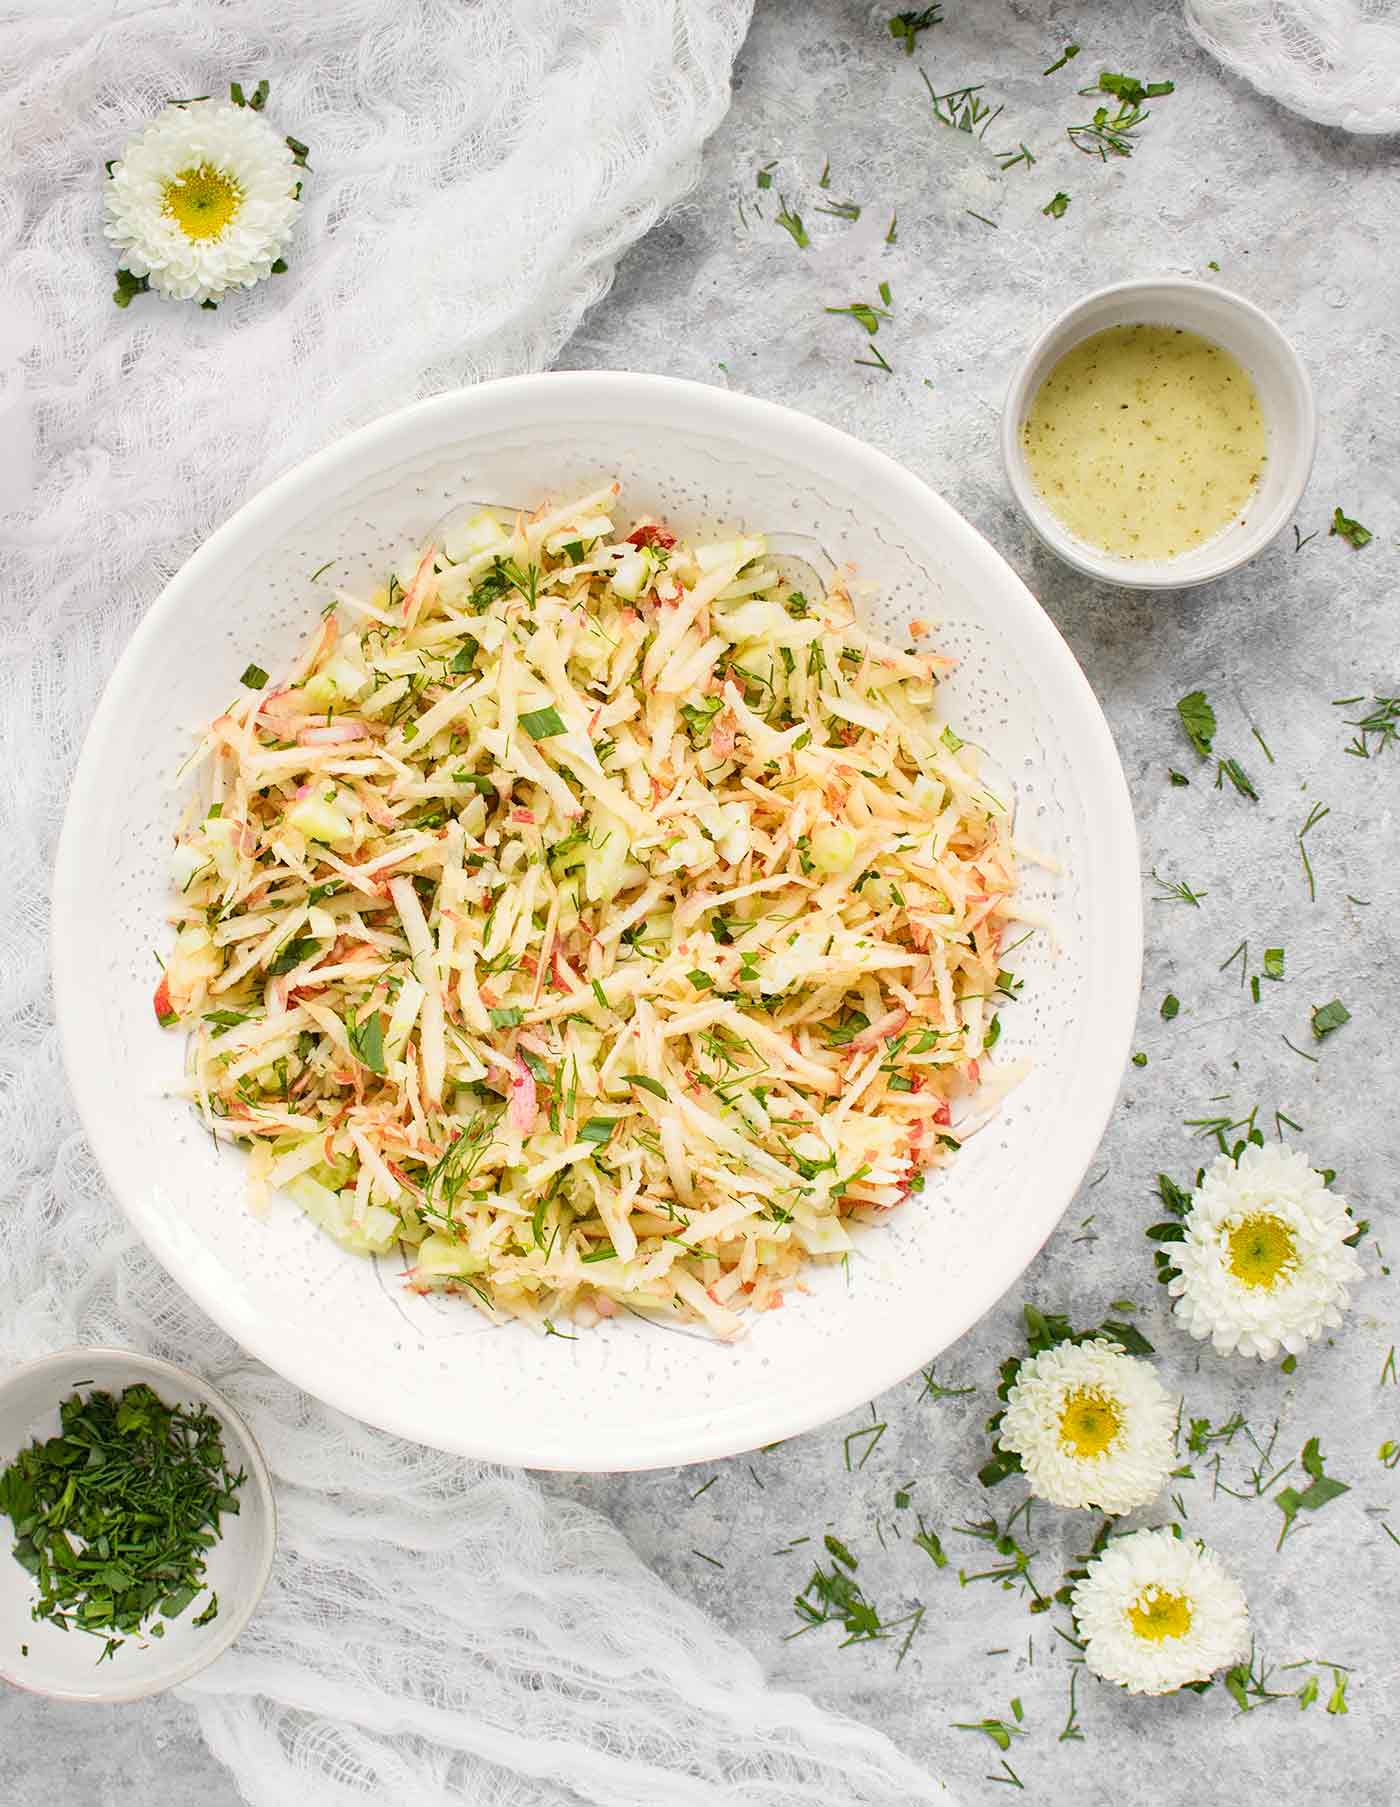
left=4, top=2, right=1396, bottom=1802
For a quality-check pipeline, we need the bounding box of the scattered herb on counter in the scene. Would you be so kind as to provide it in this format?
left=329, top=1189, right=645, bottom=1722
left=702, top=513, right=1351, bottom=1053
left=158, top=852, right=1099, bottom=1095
left=919, top=1365, right=975, bottom=1403
left=1263, top=947, right=1286, bottom=981
left=825, top=300, right=890, bottom=335
left=952, top=1702, right=1025, bottom=1750
left=1176, top=689, right=1216, bottom=759
left=1151, top=868, right=1208, bottom=907
left=814, top=194, right=862, bottom=221
left=1297, top=801, right=1329, bottom=902
left=1043, top=44, right=1080, bottom=77
left=1161, top=993, right=1180, bottom=1020
left=0, top=1384, right=245, bottom=1660
left=1275, top=1438, right=1349, bottom=1548
left=1068, top=71, right=1174, bottom=159
left=1310, top=999, right=1351, bottom=1041
left=789, top=1532, right=926, bottom=1663
left=922, top=71, right=1002, bottom=137
left=855, top=341, right=894, bottom=375
left=1329, top=507, right=1372, bottom=549
left=1132, top=1051, right=1148, bottom=1066
left=1293, top=524, right=1319, bottom=552
left=1216, top=757, right=1259, bottom=801
left=1220, top=939, right=1248, bottom=985
left=774, top=195, right=810, bottom=248
left=996, top=143, right=1036, bottom=172
left=1336, top=694, right=1399, bottom=758
left=1042, top=191, right=1071, bottom=218
left=914, top=1516, right=949, bottom=1566
left=844, top=1409, right=888, bottom=1471
left=887, top=7, right=942, bottom=55
left=755, top=160, right=776, bottom=190
left=1168, top=768, right=1189, bottom=786
left=239, top=662, right=269, bottom=690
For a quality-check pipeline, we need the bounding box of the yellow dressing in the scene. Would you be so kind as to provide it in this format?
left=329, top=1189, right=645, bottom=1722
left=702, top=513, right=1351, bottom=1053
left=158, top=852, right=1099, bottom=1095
left=1022, top=324, right=1267, bottom=560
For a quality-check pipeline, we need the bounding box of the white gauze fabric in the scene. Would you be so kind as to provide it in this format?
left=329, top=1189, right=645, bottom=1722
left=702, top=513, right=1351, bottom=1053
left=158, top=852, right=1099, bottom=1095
left=0, top=3, right=948, bottom=1802
left=1185, top=0, right=1400, bottom=132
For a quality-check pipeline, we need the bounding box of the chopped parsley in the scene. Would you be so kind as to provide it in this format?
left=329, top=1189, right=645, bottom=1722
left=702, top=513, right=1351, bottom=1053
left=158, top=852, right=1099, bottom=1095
left=1275, top=1438, right=1349, bottom=1547
left=1176, top=689, right=1216, bottom=759
left=0, top=1384, right=244, bottom=1659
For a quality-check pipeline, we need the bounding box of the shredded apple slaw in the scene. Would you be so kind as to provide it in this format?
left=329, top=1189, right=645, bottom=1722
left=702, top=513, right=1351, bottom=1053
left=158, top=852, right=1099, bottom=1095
left=157, top=485, right=1028, bottom=1338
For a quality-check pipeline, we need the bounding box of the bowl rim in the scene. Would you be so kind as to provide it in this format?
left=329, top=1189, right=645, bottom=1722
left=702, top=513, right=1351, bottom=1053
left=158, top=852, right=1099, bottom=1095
left=0, top=1346, right=277, bottom=1704
left=1000, top=276, right=1318, bottom=591
left=52, top=370, right=1143, bottom=1470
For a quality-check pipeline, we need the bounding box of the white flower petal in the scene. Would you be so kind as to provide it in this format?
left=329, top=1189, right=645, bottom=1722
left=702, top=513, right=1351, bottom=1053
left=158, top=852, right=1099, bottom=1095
left=103, top=99, right=301, bottom=304
left=1071, top=1527, right=1250, bottom=1695
left=997, top=1340, right=1176, bottom=1514
left=1168, top=1144, right=1363, bottom=1360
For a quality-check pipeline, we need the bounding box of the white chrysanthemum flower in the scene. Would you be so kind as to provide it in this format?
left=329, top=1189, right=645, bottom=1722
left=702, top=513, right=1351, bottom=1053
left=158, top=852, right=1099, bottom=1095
left=1071, top=1527, right=1250, bottom=1695
left=997, top=1339, right=1175, bottom=1514
left=1168, top=1144, right=1363, bottom=1360
left=104, top=99, right=301, bottom=303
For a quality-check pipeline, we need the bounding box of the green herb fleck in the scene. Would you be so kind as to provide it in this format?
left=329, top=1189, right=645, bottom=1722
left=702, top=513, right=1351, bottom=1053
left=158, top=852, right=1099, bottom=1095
left=1329, top=507, right=1372, bottom=549
left=775, top=196, right=810, bottom=248
left=1310, top=999, right=1350, bottom=1041
left=519, top=705, right=566, bottom=740
left=622, top=1073, right=668, bottom=1100
left=888, top=7, right=942, bottom=55
left=1275, top=1438, right=1349, bottom=1548
left=1176, top=689, right=1216, bottom=759
left=1043, top=45, right=1080, bottom=76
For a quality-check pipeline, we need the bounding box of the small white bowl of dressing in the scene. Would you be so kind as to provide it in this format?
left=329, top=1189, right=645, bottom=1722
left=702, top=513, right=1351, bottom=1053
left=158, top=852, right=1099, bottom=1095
left=1001, top=278, right=1316, bottom=589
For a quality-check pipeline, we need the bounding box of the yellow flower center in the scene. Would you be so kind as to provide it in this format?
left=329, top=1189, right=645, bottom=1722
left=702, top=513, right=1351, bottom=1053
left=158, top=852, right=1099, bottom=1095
left=1057, top=1386, right=1122, bottom=1459
left=1127, top=1586, right=1193, bottom=1643
left=162, top=164, right=243, bottom=241
left=1225, top=1212, right=1297, bottom=1289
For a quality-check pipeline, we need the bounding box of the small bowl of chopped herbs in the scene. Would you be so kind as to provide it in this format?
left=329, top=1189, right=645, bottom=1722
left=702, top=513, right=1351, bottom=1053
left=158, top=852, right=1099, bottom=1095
left=0, top=1348, right=276, bottom=1702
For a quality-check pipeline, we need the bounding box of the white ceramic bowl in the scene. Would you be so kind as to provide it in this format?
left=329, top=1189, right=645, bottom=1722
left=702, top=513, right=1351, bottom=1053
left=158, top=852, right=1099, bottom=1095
left=1001, top=278, right=1316, bottom=590
left=0, top=1348, right=276, bottom=1702
left=53, top=372, right=1142, bottom=1472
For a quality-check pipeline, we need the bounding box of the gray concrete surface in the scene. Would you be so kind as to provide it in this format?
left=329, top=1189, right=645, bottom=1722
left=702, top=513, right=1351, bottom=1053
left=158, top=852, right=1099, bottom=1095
left=5, top=1, right=1396, bottom=1801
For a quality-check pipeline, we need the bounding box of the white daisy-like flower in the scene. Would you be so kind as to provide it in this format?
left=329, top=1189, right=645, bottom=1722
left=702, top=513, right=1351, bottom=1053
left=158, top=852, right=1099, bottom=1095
left=1168, top=1143, right=1363, bottom=1360
left=997, top=1339, right=1175, bottom=1514
left=104, top=99, right=302, bottom=304
left=1071, top=1527, right=1250, bottom=1695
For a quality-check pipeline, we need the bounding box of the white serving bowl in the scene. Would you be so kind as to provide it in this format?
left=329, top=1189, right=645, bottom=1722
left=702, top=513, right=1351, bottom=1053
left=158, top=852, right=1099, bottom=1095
left=0, top=1348, right=276, bottom=1703
left=1001, top=278, right=1316, bottom=590
left=53, top=372, right=1141, bottom=1472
